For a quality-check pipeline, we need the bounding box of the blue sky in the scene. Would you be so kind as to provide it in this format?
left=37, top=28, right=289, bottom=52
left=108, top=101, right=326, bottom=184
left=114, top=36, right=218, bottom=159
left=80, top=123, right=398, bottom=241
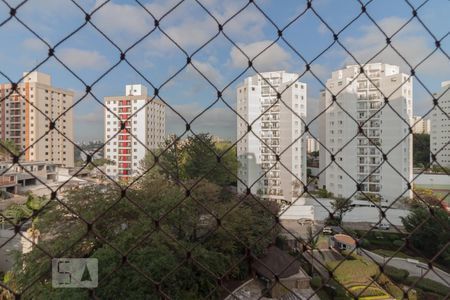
left=0, top=0, right=449, bottom=143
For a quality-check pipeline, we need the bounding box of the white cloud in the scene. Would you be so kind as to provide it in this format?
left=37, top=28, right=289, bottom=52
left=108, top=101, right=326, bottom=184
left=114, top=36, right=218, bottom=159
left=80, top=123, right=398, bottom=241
left=58, top=48, right=109, bottom=71
left=22, top=38, right=47, bottom=52
left=189, top=59, right=223, bottom=86
left=90, top=0, right=155, bottom=48
left=343, top=17, right=450, bottom=78
left=229, top=40, right=293, bottom=71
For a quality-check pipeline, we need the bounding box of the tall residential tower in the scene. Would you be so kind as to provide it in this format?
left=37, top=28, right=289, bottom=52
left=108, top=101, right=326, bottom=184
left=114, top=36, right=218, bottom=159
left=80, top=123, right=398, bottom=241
left=0, top=71, right=74, bottom=167
left=237, top=71, right=307, bottom=203
left=104, top=85, right=165, bottom=181
left=319, top=63, right=413, bottom=202
left=430, top=81, right=450, bottom=167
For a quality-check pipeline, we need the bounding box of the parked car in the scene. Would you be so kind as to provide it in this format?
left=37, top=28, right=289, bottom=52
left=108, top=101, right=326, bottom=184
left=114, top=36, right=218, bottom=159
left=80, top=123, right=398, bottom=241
left=322, top=226, right=333, bottom=234
left=322, top=226, right=343, bottom=235
left=371, top=223, right=390, bottom=230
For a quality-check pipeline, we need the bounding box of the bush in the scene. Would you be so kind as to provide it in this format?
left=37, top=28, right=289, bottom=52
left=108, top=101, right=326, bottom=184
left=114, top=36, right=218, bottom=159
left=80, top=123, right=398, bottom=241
left=383, top=266, right=409, bottom=283
left=392, top=240, right=404, bottom=248
left=310, top=276, right=323, bottom=289
left=405, top=277, right=450, bottom=296
left=359, top=238, right=371, bottom=248
left=377, top=273, right=404, bottom=300
left=407, top=289, right=417, bottom=300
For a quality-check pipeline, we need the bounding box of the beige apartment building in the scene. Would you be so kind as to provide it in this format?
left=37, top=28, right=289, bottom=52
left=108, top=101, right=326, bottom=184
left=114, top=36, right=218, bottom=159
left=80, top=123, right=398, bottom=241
left=0, top=72, right=74, bottom=167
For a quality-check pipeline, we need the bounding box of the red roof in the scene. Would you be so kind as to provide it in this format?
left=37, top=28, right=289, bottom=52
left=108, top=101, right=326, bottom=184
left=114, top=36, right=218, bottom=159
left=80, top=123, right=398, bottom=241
left=333, top=234, right=356, bottom=246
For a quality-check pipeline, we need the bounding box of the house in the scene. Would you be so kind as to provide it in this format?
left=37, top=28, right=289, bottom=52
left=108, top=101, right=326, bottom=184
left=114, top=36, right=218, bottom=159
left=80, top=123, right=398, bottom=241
left=251, top=246, right=310, bottom=298
left=329, top=234, right=357, bottom=253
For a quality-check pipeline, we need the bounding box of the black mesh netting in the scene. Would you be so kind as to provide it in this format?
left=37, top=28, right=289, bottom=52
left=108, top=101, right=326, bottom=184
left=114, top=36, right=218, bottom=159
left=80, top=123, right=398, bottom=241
left=0, top=0, right=449, bottom=299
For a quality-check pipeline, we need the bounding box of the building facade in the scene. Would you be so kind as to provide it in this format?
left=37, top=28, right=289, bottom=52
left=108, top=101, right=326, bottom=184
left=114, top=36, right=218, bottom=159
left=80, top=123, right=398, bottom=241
left=319, top=63, right=413, bottom=202
left=236, top=71, right=307, bottom=203
left=306, top=136, right=319, bottom=153
left=104, top=85, right=165, bottom=181
left=0, top=72, right=74, bottom=167
left=430, top=81, right=450, bottom=167
left=411, top=115, right=430, bottom=134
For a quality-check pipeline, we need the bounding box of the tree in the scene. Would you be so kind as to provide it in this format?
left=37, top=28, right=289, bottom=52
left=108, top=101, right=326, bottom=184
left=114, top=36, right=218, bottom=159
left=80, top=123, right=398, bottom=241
left=330, top=197, right=354, bottom=225
left=141, top=134, right=186, bottom=182
left=402, top=207, right=450, bottom=265
left=413, top=134, right=430, bottom=168
left=7, top=175, right=278, bottom=299
left=306, top=225, right=324, bottom=275
left=0, top=139, right=19, bottom=161
left=85, top=158, right=115, bottom=171
left=142, top=133, right=238, bottom=187
left=410, top=187, right=441, bottom=207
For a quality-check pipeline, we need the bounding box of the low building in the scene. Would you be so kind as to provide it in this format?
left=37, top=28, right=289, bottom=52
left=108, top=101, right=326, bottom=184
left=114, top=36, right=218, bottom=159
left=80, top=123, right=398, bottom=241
left=430, top=81, right=450, bottom=168
left=0, top=161, right=89, bottom=197
left=329, top=234, right=357, bottom=253
left=251, top=246, right=310, bottom=298
left=0, top=161, right=58, bottom=194
left=411, top=116, right=430, bottom=134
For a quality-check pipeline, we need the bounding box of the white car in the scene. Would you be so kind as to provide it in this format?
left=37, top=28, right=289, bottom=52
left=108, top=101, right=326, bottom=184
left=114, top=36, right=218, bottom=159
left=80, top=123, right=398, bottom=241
left=371, top=223, right=390, bottom=230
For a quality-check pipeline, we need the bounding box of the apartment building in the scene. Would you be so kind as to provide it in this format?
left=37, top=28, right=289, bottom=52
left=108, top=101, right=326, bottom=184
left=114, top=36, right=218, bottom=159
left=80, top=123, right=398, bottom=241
left=104, top=85, right=165, bottom=181
left=0, top=72, right=74, bottom=167
left=430, top=81, right=450, bottom=167
left=306, top=136, right=319, bottom=153
left=411, top=115, right=430, bottom=134
left=237, top=71, right=307, bottom=203
left=319, top=63, right=413, bottom=203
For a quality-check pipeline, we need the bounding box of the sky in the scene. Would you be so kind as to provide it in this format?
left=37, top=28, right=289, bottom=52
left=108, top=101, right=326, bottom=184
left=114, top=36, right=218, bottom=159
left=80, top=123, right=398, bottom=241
left=0, top=0, right=449, bottom=143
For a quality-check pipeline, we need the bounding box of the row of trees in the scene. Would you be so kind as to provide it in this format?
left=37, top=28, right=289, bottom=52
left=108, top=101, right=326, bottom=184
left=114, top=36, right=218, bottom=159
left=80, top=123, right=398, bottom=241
left=2, top=134, right=278, bottom=299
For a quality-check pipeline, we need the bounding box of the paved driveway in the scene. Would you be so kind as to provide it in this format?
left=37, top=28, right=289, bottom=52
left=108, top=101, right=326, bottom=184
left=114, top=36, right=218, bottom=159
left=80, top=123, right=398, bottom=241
left=362, top=250, right=450, bottom=286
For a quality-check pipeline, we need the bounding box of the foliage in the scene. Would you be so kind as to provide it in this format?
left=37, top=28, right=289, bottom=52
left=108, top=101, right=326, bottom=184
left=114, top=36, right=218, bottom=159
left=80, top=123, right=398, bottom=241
left=3, top=204, right=32, bottom=224
left=3, top=195, right=48, bottom=225
left=330, top=197, right=354, bottom=225
left=401, top=207, right=450, bottom=264
left=85, top=158, right=114, bottom=171
left=310, top=276, right=323, bottom=289
left=25, top=195, right=48, bottom=211
left=404, top=277, right=450, bottom=297
left=410, top=187, right=442, bottom=207
left=0, top=139, right=20, bottom=160
left=358, top=238, right=371, bottom=248
left=143, top=133, right=238, bottom=186
left=392, top=240, right=404, bottom=248
left=8, top=176, right=278, bottom=299
left=376, top=273, right=404, bottom=300
left=315, top=188, right=333, bottom=198
left=430, top=165, right=450, bottom=174
left=356, top=192, right=382, bottom=203
left=382, top=266, right=409, bottom=283
left=413, top=134, right=430, bottom=167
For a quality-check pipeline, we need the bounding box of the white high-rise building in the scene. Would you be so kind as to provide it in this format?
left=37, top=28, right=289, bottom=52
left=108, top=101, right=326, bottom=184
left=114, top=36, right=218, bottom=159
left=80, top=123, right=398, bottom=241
left=0, top=71, right=74, bottom=167
left=236, top=71, right=307, bottom=203
left=319, top=63, right=413, bottom=202
left=306, top=136, right=319, bottom=153
left=411, top=115, right=430, bottom=134
left=104, top=85, right=165, bottom=181
left=430, top=81, right=450, bottom=167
